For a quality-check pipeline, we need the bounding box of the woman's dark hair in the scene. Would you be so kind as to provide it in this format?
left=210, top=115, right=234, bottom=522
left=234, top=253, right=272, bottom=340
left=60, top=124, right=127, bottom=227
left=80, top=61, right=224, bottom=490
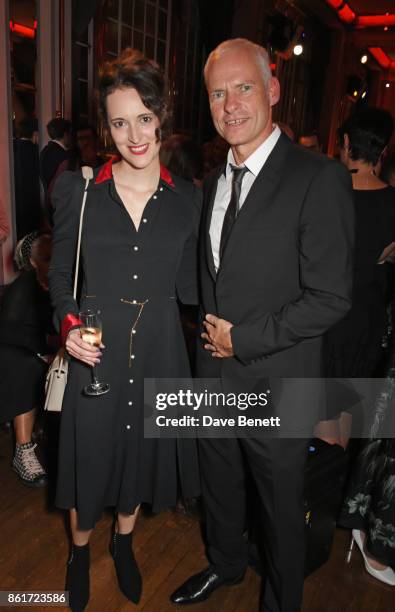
left=98, top=48, right=170, bottom=139
left=160, top=134, right=204, bottom=181
left=338, top=107, right=394, bottom=165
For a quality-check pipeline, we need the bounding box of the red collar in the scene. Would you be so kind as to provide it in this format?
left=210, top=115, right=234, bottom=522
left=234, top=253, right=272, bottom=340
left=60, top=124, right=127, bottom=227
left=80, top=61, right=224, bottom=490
left=95, top=156, right=175, bottom=188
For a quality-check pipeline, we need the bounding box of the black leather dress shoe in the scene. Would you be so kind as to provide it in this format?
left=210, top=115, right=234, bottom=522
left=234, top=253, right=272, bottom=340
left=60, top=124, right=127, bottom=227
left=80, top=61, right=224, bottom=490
left=170, top=566, right=244, bottom=605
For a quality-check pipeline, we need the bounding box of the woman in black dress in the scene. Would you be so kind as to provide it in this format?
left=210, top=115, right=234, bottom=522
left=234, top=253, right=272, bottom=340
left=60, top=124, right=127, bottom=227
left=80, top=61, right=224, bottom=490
left=0, top=233, right=53, bottom=487
left=49, top=49, right=201, bottom=611
left=321, top=107, right=395, bottom=584
left=318, top=107, right=395, bottom=447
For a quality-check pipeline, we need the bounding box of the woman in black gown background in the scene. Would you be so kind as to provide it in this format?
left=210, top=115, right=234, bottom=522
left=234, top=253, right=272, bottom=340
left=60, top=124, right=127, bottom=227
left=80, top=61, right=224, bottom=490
left=324, top=107, right=395, bottom=379
left=49, top=49, right=201, bottom=611
left=318, top=107, right=395, bottom=448
left=321, top=107, right=395, bottom=584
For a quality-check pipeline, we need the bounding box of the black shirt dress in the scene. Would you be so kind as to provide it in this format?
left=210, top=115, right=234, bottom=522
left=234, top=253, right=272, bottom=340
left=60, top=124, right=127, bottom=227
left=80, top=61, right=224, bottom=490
left=0, top=270, right=53, bottom=423
left=49, top=160, right=201, bottom=530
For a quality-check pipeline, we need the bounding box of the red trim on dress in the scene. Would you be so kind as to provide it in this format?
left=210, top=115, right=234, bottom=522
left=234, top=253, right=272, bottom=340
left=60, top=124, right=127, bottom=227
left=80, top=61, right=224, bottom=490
left=95, top=157, right=117, bottom=184
left=95, top=157, right=174, bottom=187
left=61, top=314, right=83, bottom=345
left=160, top=164, right=175, bottom=187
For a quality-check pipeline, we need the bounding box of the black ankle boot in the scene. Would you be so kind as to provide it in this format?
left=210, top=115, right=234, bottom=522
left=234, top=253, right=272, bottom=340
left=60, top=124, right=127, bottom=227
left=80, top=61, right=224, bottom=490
left=65, top=543, right=90, bottom=612
left=110, top=531, right=142, bottom=604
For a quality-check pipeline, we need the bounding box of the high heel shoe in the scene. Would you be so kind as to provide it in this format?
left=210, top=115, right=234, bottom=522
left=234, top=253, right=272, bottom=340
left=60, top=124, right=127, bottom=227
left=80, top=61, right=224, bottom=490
left=347, top=529, right=395, bottom=586
left=110, top=529, right=142, bottom=603
left=65, top=543, right=90, bottom=611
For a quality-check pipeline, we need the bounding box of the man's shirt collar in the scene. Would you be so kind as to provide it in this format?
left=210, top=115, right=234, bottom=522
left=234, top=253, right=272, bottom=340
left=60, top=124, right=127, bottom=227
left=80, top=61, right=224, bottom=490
left=224, top=124, right=281, bottom=179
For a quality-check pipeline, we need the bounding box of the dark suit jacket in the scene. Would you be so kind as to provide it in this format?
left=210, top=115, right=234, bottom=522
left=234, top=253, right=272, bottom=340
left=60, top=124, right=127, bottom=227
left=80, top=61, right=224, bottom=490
left=13, top=139, right=41, bottom=239
left=39, top=140, right=70, bottom=191
left=197, top=134, right=355, bottom=428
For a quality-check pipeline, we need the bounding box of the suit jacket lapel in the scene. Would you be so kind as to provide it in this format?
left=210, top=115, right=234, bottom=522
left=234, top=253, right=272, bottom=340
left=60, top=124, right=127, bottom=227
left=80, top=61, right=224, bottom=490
left=204, top=165, right=224, bottom=281
left=218, top=134, right=291, bottom=270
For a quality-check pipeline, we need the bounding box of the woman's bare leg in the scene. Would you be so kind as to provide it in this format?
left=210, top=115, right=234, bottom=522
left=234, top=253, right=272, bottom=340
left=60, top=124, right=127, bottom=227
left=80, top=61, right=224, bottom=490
left=14, top=409, right=36, bottom=444
left=70, top=509, right=93, bottom=545
left=117, top=506, right=140, bottom=534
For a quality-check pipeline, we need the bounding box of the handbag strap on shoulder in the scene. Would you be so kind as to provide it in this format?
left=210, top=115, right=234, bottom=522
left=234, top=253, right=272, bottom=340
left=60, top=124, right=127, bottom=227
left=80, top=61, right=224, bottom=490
left=73, top=166, right=94, bottom=299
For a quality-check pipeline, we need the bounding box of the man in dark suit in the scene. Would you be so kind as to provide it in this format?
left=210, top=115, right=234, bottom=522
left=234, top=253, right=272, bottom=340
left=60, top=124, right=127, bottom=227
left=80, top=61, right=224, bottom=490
left=39, top=117, right=72, bottom=191
left=13, top=118, right=42, bottom=239
left=170, top=38, right=354, bottom=611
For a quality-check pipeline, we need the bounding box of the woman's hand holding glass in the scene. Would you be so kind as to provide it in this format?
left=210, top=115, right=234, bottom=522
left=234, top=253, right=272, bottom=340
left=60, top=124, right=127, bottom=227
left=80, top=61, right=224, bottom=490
left=66, top=329, right=103, bottom=367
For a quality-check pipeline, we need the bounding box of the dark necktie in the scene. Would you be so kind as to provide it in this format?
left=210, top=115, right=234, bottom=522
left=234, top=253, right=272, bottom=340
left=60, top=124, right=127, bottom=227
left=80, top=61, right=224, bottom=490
left=219, top=165, right=248, bottom=261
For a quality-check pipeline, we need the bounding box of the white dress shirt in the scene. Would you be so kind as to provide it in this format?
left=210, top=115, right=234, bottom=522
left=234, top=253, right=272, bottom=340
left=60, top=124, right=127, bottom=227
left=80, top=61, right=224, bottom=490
left=210, top=125, right=281, bottom=271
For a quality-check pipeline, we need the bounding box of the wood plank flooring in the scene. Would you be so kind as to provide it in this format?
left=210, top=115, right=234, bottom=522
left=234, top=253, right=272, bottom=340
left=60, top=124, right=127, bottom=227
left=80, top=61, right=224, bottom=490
left=0, top=426, right=393, bottom=612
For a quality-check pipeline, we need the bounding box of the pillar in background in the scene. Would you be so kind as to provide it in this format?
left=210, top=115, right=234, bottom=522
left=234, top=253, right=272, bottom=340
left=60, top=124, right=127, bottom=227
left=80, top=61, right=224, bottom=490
left=318, top=28, right=347, bottom=156
left=0, top=1, right=17, bottom=285
left=37, top=0, right=72, bottom=151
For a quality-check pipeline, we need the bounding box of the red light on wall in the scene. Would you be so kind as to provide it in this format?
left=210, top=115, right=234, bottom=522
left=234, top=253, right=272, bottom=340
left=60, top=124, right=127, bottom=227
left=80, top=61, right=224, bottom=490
left=338, top=6, right=356, bottom=24
left=326, top=0, right=343, bottom=9
left=9, top=21, right=36, bottom=39
left=270, top=63, right=276, bottom=71
left=356, top=14, right=395, bottom=27
left=368, top=47, right=395, bottom=70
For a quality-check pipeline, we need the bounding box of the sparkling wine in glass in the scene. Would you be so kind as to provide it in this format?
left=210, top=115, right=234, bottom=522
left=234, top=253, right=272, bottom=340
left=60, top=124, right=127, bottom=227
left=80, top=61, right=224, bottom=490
left=79, top=309, right=110, bottom=396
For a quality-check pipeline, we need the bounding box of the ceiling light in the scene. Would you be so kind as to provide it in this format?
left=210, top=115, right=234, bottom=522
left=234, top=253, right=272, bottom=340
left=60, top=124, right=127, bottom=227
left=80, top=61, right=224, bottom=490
left=353, top=90, right=358, bottom=97
left=360, top=54, right=368, bottom=64
left=293, top=44, right=303, bottom=56
left=385, top=82, right=391, bottom=88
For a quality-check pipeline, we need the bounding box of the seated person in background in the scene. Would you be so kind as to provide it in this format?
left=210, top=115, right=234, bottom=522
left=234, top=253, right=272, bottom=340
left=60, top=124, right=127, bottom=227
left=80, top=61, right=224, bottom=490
left=298, top=131, right=322, bottom=153
left=160, top=133, right=204, bottom=186
left=39, top=117, right=72, bottom=192
left=76, top=124, right=105, bottom=168
left=0, top=233, right=55, bottom=487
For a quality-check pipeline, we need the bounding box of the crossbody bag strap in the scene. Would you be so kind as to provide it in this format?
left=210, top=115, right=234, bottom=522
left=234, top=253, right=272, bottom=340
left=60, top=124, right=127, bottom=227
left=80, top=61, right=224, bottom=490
left=72, top=166, right=94, bottom=300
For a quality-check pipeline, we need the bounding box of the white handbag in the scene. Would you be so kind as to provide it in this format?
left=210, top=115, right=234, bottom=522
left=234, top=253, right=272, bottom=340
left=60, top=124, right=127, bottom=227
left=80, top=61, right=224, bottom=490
left=44, top=166, right=93, bottom=412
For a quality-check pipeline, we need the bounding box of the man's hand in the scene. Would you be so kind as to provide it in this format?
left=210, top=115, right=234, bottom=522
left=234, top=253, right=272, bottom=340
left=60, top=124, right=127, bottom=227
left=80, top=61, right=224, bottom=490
left=378, top=241, right=395, bottom=264
left=202, top=314, right=234, bottom=358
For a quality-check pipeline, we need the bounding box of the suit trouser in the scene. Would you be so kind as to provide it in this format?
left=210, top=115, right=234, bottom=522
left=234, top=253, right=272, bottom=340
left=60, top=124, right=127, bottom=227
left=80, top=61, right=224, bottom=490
left=199, top=436, right=310, bottom=612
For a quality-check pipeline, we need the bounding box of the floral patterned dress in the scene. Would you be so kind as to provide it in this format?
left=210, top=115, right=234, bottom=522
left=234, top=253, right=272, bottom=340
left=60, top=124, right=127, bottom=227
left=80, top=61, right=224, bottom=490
left=339, top=361, right=395, bottom=566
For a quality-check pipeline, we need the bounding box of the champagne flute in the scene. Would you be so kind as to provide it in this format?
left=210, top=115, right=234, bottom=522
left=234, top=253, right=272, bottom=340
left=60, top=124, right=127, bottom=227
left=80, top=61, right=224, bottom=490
left=79, top=309, right=110, bottom=396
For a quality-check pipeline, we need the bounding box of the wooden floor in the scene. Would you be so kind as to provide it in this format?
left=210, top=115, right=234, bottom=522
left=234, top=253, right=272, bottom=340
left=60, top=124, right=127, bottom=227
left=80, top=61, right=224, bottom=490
left=0, top=426, right=393, bottom=612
